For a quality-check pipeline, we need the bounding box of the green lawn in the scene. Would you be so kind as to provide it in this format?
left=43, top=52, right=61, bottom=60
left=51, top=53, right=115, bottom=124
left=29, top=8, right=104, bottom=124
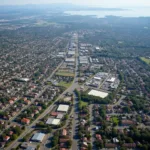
left=111, top=116, right=119, bottom=124
left=140, top=57, right=150, bottom=65
left=56, top=71, right=74, bottom=77
left=80, top=100, right=88, bottom=107
left=58, top=81, right=72, bottom=88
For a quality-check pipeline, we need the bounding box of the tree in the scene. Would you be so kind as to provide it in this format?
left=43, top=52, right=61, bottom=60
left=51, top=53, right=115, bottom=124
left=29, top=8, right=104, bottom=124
left=14, top=126, right=22, bottom=135
left=66, top=140, right=72, bottom=148
left=125, top=137, right=133, bottom=143
left=46, top=126, right=52, bottom=133
left=11, top=134, right=18, bottom=140
left=88, top=144, right=92, bottom=150
left=123, top=106, right=130, bottom=113
left=37, top=144, right=40, bottom=150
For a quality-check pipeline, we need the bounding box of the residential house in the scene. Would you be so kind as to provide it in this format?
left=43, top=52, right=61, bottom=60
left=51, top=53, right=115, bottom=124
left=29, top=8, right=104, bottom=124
left=121, top=120, right=135, bottom=126
left=105, top=143, right=117, bottom=148
left=96, top=134, right=102, bottom=141
left=62, top=129, right=67, bottom=136
left=21, top=118, right=30, bottom=124
left=123, top=143, right=136, bottom=148
left=3, top=136, right=10, bottom=142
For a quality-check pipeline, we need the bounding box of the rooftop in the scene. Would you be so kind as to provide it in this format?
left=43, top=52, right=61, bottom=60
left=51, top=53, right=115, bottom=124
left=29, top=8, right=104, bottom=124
left=57, top=104, right=69, bottom=112
left=88, top=90, right=108, bottom=98
left=31, top=133, right=45, bottom=142
left=46, top=118, right=60, bottom=125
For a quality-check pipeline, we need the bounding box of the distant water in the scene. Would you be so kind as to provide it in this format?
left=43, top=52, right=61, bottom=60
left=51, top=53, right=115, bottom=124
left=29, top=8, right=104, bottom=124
left=64, top=8, right=150, bottom=18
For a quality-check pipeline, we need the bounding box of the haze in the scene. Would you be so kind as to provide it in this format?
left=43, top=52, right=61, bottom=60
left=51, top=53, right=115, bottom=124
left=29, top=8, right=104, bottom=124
left=0, top=0, right=150, bottom=7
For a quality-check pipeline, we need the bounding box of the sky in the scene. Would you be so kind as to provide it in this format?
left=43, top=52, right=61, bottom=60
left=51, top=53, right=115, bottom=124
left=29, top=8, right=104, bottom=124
left=0, top=0, right=150, bottom=7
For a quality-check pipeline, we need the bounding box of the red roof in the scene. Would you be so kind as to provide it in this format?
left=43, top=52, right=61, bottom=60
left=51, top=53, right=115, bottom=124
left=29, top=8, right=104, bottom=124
left=51, top=112, right=59, bottom=116
left=62, top=129, right=67, bottom=136
left=59, top=138, right=69, bottom=143
left=123, top=143, right=136, bottom=148
left=122, top=120, right=135, bottom=125
left=9, top=100, right=14, bottom=104
left=21, top=118, right=30, bottom=124
left=105, top=143, right=117, bottom=148
left=3, top=136, right=10, bottom=141
left=96, top=134, right=102, bottom=140
left=9, top=131, right=14, bottom=135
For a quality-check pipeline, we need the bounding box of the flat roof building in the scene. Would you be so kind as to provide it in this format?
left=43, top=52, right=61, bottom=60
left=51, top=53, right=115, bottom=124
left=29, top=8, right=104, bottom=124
left=88, top=90, right=108, bottom=98
left=68, top=51, right=75, bottom=55
left=107, top=77, right=116, bottom=83
left=14, top=78, right=29, bottom=82
left=65, top=58, right=75, bottom=63
left=57, top=104, right=69, bottom=112
left=46, top=118, right=60, bottom=125
left=79, top=56, right=89, bottom=64
left=57, top=114, right=64, bottom=119
left=31, top=133, right=45, bottom=142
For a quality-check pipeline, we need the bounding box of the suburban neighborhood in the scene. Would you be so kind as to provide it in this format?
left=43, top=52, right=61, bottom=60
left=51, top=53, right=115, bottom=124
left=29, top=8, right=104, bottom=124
left=0, top=4, right=150, bottom=150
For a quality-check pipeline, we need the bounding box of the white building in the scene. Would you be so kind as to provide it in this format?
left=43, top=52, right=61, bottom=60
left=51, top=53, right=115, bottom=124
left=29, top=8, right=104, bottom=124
left=57, top=104, right=69, bottom=113
left=46, top=118, right=60, bottom=125
left=107, top=77, right=116, bottom=83
left=88, top=90, right=108, bottom=98
left=31, top=133, right=45, bottom=142
left=65, top=58, right=75, bottom=63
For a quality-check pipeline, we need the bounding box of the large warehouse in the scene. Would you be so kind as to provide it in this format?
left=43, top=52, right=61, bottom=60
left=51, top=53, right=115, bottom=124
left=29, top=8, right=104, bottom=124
left=31, top=133, right=45, bottom=142
left=57, top=104, right=69, bottom=113
left=65, top=58, right=75, bottom=63
left=88, top=90, right=108, bottom=98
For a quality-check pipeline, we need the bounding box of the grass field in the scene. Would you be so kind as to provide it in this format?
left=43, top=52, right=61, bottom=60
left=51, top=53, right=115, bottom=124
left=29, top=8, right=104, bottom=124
left=56, top=71, right=74, bottom=77
left=58, top=81, right=72, bottom=88
left=111, top=116, right=119, bottom=125
left=80, top=100, right=88, bottom=107
left=140, top=57, right=150, bottom=65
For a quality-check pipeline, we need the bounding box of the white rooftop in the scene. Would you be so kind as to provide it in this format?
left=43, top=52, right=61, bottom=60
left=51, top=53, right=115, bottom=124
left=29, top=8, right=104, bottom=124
left=57, top=104, right=69, bottom=112
left=107, top=77, right=116, bottom=83
left=57, top=113, right=64, bottom=119
left=65, top=58, right=75, bottom=62
left=88, top=90, right=108, bottom=98
left=68, top=51, right=75, bottom=55
left=31, top=133, right=45, bottom=142
left=52, top=119, right=61, bottom=125
left=46, top=118, right=60, bottom=125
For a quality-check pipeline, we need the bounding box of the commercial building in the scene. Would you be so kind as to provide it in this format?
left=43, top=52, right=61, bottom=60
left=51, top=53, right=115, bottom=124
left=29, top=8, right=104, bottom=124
left=65, top=58, right=75, bottom=63
left=57, top=113, right=64, bottom=119
left=88, top=90, right=108, bottom=98
left=46, top=118, right=60, bottom=125
left=31, top=133, right=45, bottom=142
left=14, top=78, right=29, bottom=82
left=79, top=56, right=89, bottom=64
left=107, top=77, right=116, bottom=83
left=94, top=77, right=101, bottom=81
left=57, top=104, right=69, bottom=113
left=68, top=51, right=75, bottom=56
left=57, top=52, right=66, bottom=58
left=95, top=47, right=100, bottom=51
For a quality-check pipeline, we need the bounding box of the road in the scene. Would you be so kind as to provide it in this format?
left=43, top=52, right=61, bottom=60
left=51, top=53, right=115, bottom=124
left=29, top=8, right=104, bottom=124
left=6, top=35, right=79, bottom=150
left=5, top=61, right=65, bottom=150
left=42, top=34, right=79, bottom=150
left=89, top=104, right=95, bottom=150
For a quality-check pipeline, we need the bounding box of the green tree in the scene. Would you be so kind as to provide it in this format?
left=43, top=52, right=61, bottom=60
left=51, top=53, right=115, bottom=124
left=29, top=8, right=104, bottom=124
left=11, top=134, right=18, bottom=140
